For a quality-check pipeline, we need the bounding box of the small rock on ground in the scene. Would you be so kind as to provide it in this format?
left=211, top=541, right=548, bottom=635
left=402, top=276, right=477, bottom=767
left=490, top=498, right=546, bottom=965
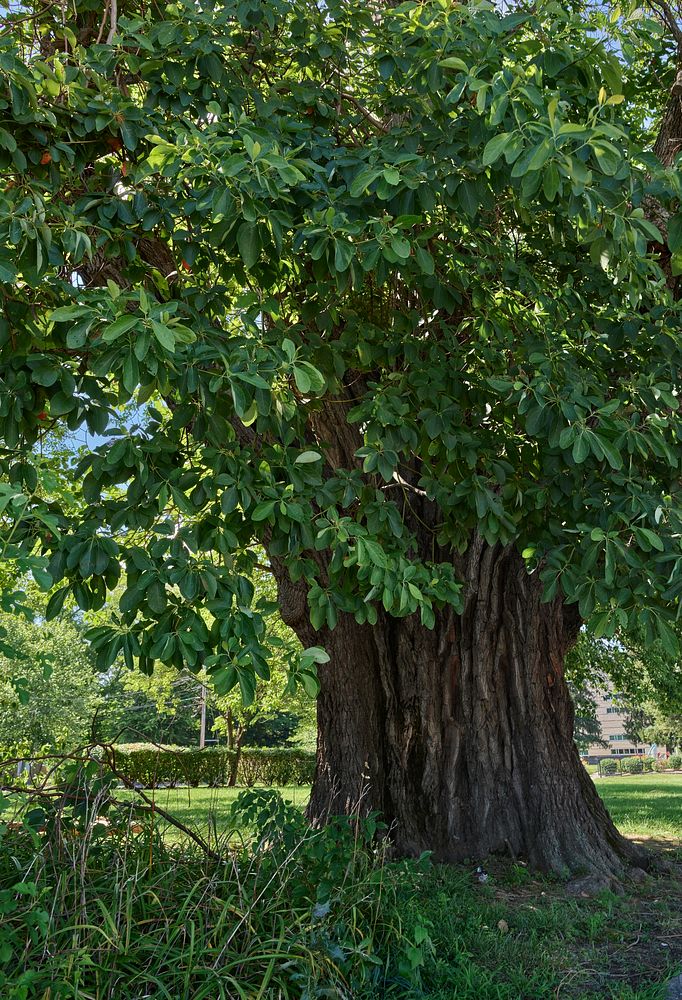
left=565, top=874, right=623, bottom=897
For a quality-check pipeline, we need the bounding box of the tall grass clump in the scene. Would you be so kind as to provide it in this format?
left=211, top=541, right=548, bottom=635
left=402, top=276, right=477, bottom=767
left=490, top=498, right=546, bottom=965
left=0, top=761, right=431, bottom=999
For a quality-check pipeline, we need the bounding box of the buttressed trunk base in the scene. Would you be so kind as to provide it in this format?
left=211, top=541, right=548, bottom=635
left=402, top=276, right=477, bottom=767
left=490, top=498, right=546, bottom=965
left=303, top=543, right=647, bottom=876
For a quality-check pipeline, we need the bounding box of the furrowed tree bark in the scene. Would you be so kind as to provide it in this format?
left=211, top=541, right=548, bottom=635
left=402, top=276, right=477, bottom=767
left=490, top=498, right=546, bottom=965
left=280, top=540, right=647, bottom=875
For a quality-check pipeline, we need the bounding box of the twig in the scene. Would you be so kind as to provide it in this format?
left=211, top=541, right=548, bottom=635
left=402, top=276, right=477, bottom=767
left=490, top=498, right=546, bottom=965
left=1, top=741, right=222, bottom=862
left=96, top=0, right=110, bottom=44
left=106, top=0, right=117, bottom=45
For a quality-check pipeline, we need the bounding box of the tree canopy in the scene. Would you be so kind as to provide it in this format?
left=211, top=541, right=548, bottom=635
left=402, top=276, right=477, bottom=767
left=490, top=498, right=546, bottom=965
left=0, top=612, right=101, bottom=753
left=1, top=0, right=682, bottom=701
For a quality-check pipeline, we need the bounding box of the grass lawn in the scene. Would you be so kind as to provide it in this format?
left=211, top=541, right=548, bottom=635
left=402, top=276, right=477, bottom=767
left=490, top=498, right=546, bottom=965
left=119, top=783, right=310, bottom=843
left=5, top=775, right=682, bottom=998
left=595, top=773, right=682, bottom=841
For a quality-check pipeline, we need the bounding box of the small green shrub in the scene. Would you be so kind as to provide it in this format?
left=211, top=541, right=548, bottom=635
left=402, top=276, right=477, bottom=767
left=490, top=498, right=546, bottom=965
left=600, top=758, right=620, bottom=776
left=654, top=758, right=669, bottom=771
left=642, top=757, right=655, bottom=772
left=668, top=754, right=682, bottom=770
left=621, top=757, right=643, bottom=774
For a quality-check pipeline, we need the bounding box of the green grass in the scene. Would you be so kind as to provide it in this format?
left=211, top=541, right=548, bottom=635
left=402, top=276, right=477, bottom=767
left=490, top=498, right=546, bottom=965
left=375, top=858, right=682, bottom=1000
left=133, top=777, right=682, bottom=998
left=595, top=774, right=682, bottom=840
left=119, top=783, right=310, bottom=842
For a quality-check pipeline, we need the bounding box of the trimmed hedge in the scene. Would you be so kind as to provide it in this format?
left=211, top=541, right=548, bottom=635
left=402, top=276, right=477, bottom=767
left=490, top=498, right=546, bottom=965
left=669, top=754, right=682, bottom=770
left=111, top=744, right=316, bottom=789
left=112, top=745, right=233, bottom=787
left=620, top=757, right=643, bottom=774
left=238, top=748, right=316, bottom=787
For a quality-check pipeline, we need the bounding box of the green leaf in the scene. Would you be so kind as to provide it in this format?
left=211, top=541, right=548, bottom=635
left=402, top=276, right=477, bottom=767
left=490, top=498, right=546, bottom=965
left=294, top=451, right=322, bottom=464
left=102, top=316, right=138, bottom=342
left=482, top=133, right=512, bottom=166
left=542, top=162, right=560, bottom=201
left=597, top=437, right=623, bottom=470
left=350, top=167, right=382, bottom=198
left=32, top=567, right=53, bottom=591
left=151, top=321, right=176, bottom=352
left=301, top=646, right=330, bottom=664
left=414, top=246, right=434, bottom=274
left=590, top=139, right=621, bottom=176
left=146, top=580, right=167, bottom=614
left=0, top=259, right=17, bottom=283
left=238, top=667, right=257, bottom=707
left=572, top=432, right=590, bottom=464
left=334, top=239, right=354, bottom=272
left=293, top=364, right=311, bottom=394
left=45, top=586, right=69, bottom=621
left=390, top=236, right=411, bottom=259
left=237, top=222, right=260, bottom=269
left=632, top=216, right=663, bottom=244
left=49, top=391, right=75, bottom=416
left=252, top=500, right=276, bottom=521
left=668, top=215, right=682, bottom=254
left=637, top=528, right=664, bottom=552
left=49, top=305, right=89, bottom=322
left=300, top=669, right=320, bottom=698
left=296, top=362, right=325, bottom=393
left=438, top=57, right=468, bottom=72
left=457, top=180, right=479, bottom=218
left=526, top=140, right=552, bottom=172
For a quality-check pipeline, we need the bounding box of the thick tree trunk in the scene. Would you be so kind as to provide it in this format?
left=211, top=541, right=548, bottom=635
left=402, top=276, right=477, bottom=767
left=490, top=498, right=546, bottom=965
left=298, top=541, right=646, bottom=876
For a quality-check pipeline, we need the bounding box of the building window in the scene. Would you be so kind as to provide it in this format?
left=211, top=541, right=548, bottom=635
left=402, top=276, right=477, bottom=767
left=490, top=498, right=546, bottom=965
left=602, top=695, right=612, bottom=701
left=610, top=735, right=628, bottom=741
left=606, top=707, right=623, bottom=714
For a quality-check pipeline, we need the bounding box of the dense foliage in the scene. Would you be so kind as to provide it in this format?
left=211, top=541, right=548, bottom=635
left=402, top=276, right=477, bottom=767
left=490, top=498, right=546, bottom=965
left=0, top=0, right=681, bottom=710
left=0, top=787, right=430, bottom=1000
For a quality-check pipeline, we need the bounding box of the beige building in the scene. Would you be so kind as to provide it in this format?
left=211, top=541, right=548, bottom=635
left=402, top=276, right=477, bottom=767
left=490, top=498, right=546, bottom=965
left=585, top=689, right=648, bottom=760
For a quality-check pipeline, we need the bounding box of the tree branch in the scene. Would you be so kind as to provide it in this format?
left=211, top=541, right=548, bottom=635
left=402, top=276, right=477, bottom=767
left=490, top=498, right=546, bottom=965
left=647, top=0, right=682, bottom=48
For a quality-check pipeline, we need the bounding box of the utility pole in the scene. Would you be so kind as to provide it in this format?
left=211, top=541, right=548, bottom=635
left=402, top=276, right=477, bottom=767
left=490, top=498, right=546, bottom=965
left=199, top=684, right=207, bottom=749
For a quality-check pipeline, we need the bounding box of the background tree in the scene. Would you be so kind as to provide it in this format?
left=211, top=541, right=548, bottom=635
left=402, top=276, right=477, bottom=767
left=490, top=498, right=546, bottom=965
left=624, top=703, right=682, bottom=751
left=3, top=0, right=682, bottom=876
left=0, top=613, right=101, bottom=753
left=567, top=621, right=682, bottom=752
left=95, top=663, right=202, bottom=745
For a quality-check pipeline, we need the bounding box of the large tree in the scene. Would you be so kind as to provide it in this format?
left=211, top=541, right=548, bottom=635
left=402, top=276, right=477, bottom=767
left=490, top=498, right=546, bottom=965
left=2, top=0, right=682, bottom=876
